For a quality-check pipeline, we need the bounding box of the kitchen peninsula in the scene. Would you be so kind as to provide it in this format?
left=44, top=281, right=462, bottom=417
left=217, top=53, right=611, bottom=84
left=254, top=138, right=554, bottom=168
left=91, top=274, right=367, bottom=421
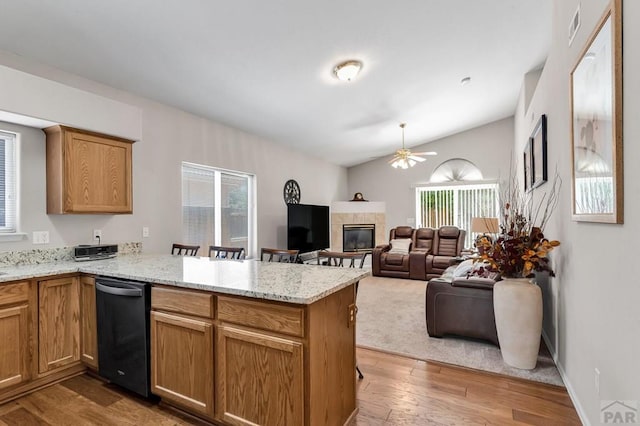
left=0, top=254, right=368, bottom=425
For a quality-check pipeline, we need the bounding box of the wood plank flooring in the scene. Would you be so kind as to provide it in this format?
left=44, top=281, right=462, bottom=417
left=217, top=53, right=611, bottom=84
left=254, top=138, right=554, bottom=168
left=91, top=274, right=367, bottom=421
left=0, top=348, right=581, bottom=425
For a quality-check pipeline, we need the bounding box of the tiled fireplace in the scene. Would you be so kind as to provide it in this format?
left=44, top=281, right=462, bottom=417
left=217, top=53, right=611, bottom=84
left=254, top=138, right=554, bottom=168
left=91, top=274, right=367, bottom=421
left=343, top=224, right=375, bottom=252
left=331, top=201, right=385, bottom=252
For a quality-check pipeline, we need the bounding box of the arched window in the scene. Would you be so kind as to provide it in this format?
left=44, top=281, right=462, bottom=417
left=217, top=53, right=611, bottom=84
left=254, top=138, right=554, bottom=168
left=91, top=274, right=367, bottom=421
left=429, top=158, right=483, bottom=183
left=418, top=158, right=497, bottom=248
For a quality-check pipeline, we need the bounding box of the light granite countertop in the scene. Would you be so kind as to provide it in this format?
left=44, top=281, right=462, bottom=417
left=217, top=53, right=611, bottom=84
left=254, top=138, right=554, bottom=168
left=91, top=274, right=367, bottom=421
left=0, top=254, right=370, bottom=304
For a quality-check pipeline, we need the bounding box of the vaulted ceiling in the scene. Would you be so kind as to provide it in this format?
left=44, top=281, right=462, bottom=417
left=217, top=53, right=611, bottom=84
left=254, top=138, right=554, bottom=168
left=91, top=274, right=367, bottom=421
left=0, top=0, right=551, bottom=166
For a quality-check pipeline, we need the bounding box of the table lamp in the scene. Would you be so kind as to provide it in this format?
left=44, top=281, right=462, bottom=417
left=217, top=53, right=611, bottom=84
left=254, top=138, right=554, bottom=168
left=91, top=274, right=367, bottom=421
left=470, top=217, right=499, bottom=253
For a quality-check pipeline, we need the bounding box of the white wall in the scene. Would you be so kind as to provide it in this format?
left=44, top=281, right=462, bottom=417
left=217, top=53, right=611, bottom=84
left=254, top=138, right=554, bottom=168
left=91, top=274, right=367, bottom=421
left=0, top=54, right=347, bottom=256
left=515, top=1, right=640, bottom=423
left=347, top=117, right=513, bottom=240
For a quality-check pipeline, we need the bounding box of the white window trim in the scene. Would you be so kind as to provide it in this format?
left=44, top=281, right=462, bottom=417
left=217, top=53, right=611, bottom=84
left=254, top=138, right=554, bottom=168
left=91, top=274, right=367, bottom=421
left=182, top=162, right=257, bottom=258
left=0, top=130, right=20, bottom=241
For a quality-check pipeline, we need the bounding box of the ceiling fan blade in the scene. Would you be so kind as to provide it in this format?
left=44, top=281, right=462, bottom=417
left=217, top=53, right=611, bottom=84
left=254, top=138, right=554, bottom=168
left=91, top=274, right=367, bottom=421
left=408, top=155, right=426, bottom=162
left=388, top=156, right=399, bottom=164
left=412, top=151, right=438, bottom=156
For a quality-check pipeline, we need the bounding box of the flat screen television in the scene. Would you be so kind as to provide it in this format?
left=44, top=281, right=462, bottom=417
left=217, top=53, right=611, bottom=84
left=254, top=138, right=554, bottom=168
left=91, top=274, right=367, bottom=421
left=287, top=203, right=330, bottom=253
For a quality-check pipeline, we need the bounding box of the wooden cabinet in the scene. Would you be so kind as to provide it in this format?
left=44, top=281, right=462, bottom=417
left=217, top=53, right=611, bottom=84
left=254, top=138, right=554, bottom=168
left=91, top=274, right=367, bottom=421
left=151, top=287, right=215, bottom=419
left=80, top=276, right=98, bottom=369
left=217, top=325, right=304, bottom=426
left=38, top=276, right=80, bottom=374
left=44, top=125, right=134, bottom=214
left=215, top=295, right=305, bottom=425
left=0, top=282, right=32, bottom=390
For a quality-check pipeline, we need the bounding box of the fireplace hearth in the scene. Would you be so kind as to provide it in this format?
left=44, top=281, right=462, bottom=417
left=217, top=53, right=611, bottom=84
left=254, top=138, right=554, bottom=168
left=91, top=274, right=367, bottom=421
left=342, top=224, right=375, bottom=252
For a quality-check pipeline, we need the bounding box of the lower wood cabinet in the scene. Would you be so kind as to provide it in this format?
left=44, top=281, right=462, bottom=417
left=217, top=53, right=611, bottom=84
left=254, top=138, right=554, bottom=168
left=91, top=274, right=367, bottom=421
left=150, top=310, right=214, bottom=419
left=0, top=281, right=32, bottom=390
left=38, top=276, right=80, bottom=374
left=216, top=325, right=304, bottom=426
left=80, top=276, right=98, bottom=369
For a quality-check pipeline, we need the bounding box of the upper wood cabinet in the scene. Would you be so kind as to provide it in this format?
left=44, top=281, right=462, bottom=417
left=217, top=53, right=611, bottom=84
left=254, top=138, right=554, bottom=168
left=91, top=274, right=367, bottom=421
left=44, top=125, right=134, bottom=214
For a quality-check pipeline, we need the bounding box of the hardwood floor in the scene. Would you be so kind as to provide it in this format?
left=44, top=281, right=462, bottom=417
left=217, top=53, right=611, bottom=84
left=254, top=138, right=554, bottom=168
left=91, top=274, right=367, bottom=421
left=0, top=348, right=581, bottom=425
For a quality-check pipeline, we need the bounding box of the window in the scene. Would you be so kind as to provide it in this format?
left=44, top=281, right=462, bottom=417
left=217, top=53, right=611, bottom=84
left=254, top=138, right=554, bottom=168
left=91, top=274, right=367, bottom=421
left=181, top=162, right=255, bottom=256
left=0, top=131, right=17, bottom=233
left=416, top=183, right=499, bottom=248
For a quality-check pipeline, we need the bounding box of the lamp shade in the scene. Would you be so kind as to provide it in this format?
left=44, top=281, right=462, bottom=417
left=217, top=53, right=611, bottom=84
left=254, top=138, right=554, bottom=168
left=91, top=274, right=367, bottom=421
left=470, top=217, right=499, bottom=234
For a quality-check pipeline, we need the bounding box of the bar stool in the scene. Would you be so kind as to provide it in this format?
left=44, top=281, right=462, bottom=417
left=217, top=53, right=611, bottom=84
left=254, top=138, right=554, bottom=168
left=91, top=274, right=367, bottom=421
left=260, top=248, right=299, bottom=263
left=317, top=250, right=367, bottom=379
left=171, top=243, right=200, bottom=256
left=209, top=246, right=245, bottom=259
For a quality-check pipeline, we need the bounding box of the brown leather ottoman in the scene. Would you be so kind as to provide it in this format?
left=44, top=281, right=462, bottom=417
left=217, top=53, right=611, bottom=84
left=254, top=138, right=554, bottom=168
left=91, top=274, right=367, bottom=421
left=425, top=275, right=499, bottom=346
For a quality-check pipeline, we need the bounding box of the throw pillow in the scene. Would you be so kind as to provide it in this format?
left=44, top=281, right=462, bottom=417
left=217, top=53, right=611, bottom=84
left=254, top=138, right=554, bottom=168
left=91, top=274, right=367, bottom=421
left=388, top=238, right=411, bottom=255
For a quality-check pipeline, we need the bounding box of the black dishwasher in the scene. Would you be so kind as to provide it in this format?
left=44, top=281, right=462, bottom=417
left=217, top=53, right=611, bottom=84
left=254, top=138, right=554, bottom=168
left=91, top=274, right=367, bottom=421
left=95, top=276, right=152, bottom=398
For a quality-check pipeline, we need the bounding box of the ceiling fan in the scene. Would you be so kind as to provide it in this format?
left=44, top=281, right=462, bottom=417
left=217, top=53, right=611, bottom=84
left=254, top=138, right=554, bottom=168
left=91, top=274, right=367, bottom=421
left=389, top=123, right=437, bottom=169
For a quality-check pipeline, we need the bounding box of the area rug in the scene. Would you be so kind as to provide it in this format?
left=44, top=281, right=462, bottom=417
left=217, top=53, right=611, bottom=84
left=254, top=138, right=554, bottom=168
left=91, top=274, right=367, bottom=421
left=356, top=275, right=564, bottom=386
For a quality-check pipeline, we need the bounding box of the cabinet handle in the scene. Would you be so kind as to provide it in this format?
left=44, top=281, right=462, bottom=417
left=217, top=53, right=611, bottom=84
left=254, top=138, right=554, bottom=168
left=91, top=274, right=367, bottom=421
left=96, top=282, right=142, bottom=297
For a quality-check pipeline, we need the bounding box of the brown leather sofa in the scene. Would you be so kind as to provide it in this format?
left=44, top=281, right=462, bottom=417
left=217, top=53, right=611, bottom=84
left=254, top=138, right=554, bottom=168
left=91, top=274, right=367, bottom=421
left=425, top=269, right=499, bottom=346
left=372, top=226, right=466, bottom=281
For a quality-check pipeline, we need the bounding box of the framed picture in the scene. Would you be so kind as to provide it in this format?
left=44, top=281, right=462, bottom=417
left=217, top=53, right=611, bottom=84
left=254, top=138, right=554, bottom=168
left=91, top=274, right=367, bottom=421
left=523, top=139, right=532, bottom=192
left=531, top=114, right=547, bottom=189
left=570, top=0, right=623, bottom=223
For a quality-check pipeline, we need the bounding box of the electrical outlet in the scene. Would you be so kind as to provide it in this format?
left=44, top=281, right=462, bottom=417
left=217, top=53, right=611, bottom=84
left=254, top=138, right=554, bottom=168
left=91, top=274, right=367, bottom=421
left=595, top=368, right=600, bottom=396
left=93, top=229, right=102, bottom=241
left=142, top=226, right=149, bottom=238
left=32, top=231, right=50, bottom=245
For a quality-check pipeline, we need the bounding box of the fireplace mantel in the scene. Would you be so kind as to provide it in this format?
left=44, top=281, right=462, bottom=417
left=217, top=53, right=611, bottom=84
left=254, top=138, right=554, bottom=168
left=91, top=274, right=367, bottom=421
left=331, top=201, right=385, bottom=252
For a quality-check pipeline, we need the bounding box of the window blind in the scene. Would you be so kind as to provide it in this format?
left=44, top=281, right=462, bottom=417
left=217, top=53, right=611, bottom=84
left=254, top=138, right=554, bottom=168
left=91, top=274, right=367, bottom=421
left=416, top=183, right=499, bottom=248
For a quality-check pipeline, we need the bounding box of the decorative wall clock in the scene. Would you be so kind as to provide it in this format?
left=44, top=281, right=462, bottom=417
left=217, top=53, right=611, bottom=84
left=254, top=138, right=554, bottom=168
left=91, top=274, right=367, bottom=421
left=283, top=179, right=300, bottom=204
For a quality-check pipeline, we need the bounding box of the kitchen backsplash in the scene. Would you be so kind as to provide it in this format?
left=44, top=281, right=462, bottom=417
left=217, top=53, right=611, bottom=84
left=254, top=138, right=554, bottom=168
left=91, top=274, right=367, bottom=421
left=0, top=242, right=142, bottom=266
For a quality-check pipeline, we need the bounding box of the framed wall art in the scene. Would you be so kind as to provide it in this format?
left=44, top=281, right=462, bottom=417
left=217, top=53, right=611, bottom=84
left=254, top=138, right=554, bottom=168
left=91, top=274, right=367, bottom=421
left=570, top=0, right=623, bottom=223
left=531, top=114, right=547, bottom=189
left=523, top=139, right=532, bottom=192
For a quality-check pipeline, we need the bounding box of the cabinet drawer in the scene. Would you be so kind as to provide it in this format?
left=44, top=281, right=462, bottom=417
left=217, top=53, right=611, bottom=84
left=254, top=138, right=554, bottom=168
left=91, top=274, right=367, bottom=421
left=151, top=287, right=214, bottom=319
left=218, top=296, right=304, bottom=338
left=0, top=281, right=29, bottom=306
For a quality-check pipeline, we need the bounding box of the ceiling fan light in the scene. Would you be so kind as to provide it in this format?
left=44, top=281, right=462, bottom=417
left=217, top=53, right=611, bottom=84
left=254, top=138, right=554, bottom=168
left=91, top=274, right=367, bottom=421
left=333, top=60, right=362, bottom=81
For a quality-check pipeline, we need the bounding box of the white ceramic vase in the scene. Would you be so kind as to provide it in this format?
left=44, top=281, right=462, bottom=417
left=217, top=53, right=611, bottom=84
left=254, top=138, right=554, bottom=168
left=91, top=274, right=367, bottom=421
left=493, top=278, right=542, bottom=370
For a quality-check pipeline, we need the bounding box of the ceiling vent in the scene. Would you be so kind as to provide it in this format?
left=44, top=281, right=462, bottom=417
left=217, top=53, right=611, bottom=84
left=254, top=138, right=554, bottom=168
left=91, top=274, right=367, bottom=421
left=568, top=4, right=581, bottom=46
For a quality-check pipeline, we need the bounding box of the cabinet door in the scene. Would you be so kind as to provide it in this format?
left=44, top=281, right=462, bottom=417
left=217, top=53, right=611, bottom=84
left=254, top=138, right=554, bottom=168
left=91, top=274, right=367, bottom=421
left=38, top=277, right=80, bottom=374
left=80, top=276, right=98, bottom=369
left=64, top=130, right=132, bottom=213
left=44, top=125, right=133, bottom=214
left=151, top=311, right=214, bottom=419
left=217, top=325, right=303, bottom=426
left=0, top=305, right=30, bottom=390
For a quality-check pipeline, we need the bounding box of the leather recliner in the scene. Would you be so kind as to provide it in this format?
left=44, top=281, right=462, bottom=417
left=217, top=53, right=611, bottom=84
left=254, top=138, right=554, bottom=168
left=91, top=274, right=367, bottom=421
left=372, top=226, right=427, bottom=280
left=426, top=273, right=499, bottom=346
left=425, top=226, right=466, bottom=280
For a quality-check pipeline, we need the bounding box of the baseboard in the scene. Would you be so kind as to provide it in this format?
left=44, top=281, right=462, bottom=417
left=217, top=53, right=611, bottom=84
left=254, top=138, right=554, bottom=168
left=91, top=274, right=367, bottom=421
left=541, top=330, right=591, bottom=426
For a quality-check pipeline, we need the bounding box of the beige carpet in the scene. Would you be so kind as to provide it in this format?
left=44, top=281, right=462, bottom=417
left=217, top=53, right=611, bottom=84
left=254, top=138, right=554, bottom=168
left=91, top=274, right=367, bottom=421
left=356, top=275, right=564, bottom=386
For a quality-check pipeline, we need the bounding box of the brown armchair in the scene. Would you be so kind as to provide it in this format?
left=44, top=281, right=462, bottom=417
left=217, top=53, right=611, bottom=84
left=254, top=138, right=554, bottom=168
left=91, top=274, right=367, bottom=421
left=426, top=272, right=499, bottom=346
left=372, top=226, right=427, bottom=280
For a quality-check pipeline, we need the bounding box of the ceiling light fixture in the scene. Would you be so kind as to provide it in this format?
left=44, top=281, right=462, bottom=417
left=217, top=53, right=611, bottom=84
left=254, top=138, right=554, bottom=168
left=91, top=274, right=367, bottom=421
left=389, top=123, right=437, bottom=169
left=333, top=60, right=362, bottom=81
